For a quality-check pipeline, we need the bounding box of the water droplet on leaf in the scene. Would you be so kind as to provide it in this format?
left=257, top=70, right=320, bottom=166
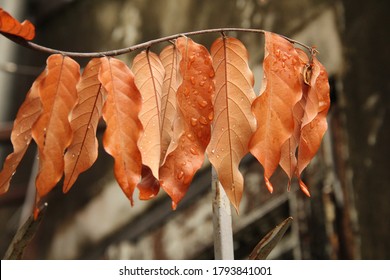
left=190, top=147, right=198, bottom=155
left=199, top=116, right=208, bottom=125
left=208, top=111, right=214, bottom=121
left=191, top=118, right=198, bottom=126
left=177, top=170, right=184, bottom=180
left=198, top=100, right=208, bottom=108
left=186, top=133, right=194, bottom=140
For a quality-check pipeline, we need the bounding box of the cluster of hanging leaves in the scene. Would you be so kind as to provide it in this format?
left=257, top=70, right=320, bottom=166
left=0, top=11, right=330, bottom=214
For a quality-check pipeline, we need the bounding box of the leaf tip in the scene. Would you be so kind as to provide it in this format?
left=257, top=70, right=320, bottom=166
left=299, top=179, right=311, bottom=197
left=264, top=177, right=274, bottom=193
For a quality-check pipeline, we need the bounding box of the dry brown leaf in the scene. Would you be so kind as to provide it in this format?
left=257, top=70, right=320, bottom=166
left=99, top=57, right=143, bottom=204
left=297, top=56, right=330, bottom=195
left=279, top=49, right=309, bottom=185
left=207, top=37, right=256, bottom=211
left=159, top=37, right=215, bottom=209
left=63, top=58, right=104, bottom=193
left=249, top=32, right=302, bottom=193
left=159, top=44, right=179, bottom=163
left=0, top=72, right=44, bottom=194
left=133, top=50, right=165, bottom=179
left=32, top=54, right=80, bottom=197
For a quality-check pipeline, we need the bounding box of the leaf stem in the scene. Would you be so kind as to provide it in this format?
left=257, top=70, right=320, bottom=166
left=1, top=28, right=313, bottom=58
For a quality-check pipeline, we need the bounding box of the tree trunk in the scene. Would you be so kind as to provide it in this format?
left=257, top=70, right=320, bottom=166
left=341, top=0, right=390, bottom=259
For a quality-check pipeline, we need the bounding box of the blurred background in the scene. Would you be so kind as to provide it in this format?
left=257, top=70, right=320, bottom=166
left=0, top=0, right=388, bottom=259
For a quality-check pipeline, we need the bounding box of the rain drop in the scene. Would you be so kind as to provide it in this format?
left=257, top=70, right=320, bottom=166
left=199, top=116, right=208, bottom=125
left=186, top=133, right=194, bottom=140
left=72, top=153, right=76, bottom=158
left=177, top=170, right=184, bottom=180
left=183, top=87, right=190, bottom=97
left=191, top=118, right=198, bottom=126
left=208, top=85, right=214, bottom=93
left=208, top=111, right=214, bottom=121
left=199, top=81, right=205, bottom=87
left=209, top=71, right=215, bottom=78
left=198, top=100, right=208, bottom=108
left=190, top=147, right=198, bottom=155
left=190, top=76, right=196, bottom=85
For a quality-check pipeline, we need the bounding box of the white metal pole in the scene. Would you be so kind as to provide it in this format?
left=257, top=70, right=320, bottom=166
left=212, top=167, right=234, bottom=260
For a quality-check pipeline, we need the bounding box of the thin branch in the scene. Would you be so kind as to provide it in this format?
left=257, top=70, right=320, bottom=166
left=3, top=202, right=48, bottom=260
left=1, top=28, right=313, bottom=58
left=248, top=216, right=293, bottom=260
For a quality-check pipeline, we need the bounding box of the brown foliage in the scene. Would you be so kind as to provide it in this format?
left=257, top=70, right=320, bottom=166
left=0, top=11, right=330, bottom=212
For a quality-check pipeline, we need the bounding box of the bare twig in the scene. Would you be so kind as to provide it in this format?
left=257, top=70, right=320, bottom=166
left=248, top=216, right=293, bottom=260
left=3, top=202, right=47, bottom=260
left=1, top=28, right=312, bottom=58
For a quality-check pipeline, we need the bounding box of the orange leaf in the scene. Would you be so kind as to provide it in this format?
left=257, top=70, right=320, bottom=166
left=297, top=57, right=330, bottom=189
left=32, top=54, right=80, bottom=197
left=249, top=32, right=302, bottom=193
left=63, top=58, right=104, bottom=193
left=0, top=8, right=35, bottom=40
left=279, top=49, right=309, bottom=184
left=159, top=44, right=179, bottom=163
left=0, top=73, right=44, bottom=194
left=135, top=45, right=180, bottom=201
left=132, top=50, right=165, bottom=179
left=159, top=37, right=215, bottom=208
left=207, top=37, right=256, bottom=211
left=99, top=57, right=143, bottom=204
left=137, top=165, right=160, bottom=200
